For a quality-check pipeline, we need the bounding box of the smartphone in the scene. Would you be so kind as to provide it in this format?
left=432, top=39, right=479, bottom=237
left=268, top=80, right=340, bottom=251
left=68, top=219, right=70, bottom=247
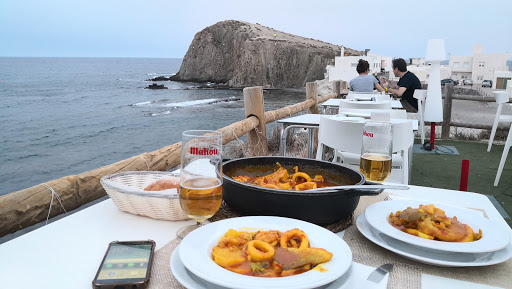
left=92, top=240, right=156, bottom=289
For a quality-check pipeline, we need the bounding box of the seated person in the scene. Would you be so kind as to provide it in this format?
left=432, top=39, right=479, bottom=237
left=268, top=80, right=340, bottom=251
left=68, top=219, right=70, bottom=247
left=380, top=58, right=422, bottom=112
left=349, top=59, right=385, bottom=93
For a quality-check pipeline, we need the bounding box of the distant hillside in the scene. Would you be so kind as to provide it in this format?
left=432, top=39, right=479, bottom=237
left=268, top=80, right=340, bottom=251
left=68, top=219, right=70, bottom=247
left=170, top=20, right=363, bottom=88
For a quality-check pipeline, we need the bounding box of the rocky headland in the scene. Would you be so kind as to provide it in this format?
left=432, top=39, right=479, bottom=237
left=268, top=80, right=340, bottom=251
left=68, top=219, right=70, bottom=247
left=169, top=20, right=362, bottom=89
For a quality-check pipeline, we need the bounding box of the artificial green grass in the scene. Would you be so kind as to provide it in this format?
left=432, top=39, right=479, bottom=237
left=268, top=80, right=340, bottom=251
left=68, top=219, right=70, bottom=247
left=410, top=139, right=512, bottom=227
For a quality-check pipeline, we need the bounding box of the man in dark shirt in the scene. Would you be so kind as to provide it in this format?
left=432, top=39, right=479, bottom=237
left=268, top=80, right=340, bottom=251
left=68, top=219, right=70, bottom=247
left=380, top=58, right=422, bottom=112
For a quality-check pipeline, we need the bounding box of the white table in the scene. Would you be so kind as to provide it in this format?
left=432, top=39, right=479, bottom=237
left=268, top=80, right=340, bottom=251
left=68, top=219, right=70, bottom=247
left=320, top=98, right=403, bottom=114
left=277, top=114, right=418, bottom=158
left=0, top=186, right=508, bottom=289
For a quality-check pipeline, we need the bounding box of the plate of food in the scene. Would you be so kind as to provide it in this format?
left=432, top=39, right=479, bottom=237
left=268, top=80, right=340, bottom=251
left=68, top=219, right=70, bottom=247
left=356, top=214, right=512, bottom=267
left=364, top=200, right=511, bottom=253
left=178, top=216, right=352, bottom=289
left=171, top=248, right=356, bottom=289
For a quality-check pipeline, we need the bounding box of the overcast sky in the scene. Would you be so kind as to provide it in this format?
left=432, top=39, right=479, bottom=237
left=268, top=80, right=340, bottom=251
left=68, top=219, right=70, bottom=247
left=1, top=0, right=511, bottom=60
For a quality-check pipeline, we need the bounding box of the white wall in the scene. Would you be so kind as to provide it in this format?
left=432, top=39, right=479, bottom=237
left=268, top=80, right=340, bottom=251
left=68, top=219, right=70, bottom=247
left=407, top=65, right=452, bottom=84
left=329, top=55, right=392, bottom=83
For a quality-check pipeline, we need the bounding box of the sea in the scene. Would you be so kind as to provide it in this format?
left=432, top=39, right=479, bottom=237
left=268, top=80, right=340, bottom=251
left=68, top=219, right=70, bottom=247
left=0, top=57, right=305, bottom=196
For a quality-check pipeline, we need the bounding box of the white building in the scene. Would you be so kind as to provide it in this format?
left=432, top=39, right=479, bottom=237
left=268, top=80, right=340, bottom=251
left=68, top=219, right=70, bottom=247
left=450, top=44, right=511, bottom=89
left=326, top=44, right=511, bottom=89
left=327, top=48, right=393, bottom=86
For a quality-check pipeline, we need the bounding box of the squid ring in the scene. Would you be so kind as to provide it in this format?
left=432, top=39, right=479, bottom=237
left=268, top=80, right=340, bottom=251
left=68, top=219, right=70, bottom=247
left=291, top=172, right=312, bottom=182
left=280, top=229, right=309, bottom=249
left=246, top=240, right=275, bottom=261
left=254, top=230, right=282, bottom=246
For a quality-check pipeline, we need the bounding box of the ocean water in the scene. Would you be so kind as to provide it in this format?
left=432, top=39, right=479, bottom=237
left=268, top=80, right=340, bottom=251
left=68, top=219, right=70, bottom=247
left=0, top=57, right=305, bottom=196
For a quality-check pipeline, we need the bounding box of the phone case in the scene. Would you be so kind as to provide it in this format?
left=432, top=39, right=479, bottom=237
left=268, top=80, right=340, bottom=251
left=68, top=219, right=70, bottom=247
left=92, top=240, right=156, bottom=289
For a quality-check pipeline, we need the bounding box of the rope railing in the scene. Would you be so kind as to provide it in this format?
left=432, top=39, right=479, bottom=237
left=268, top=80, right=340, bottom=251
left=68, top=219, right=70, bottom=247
left=0, top=82, right=339, bottom=238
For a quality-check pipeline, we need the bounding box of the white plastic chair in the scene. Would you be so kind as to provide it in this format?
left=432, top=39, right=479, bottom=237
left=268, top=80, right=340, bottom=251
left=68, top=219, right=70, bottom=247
left=413, top=89, right=427, bottom=145
left=316, top=116, right=414, bottom=184
left=487, top=90, right=512, bottom=152
left=339, top=99, right=392, bottom=110
left=495, top=125, right=511, bottom=186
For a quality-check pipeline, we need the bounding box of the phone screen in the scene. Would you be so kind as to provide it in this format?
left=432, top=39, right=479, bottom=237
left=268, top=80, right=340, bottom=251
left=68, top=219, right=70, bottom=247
left=96, top=243, right=153, bottom=281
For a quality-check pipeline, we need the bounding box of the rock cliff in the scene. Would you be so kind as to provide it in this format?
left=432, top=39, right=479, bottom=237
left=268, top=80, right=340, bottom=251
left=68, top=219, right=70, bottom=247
left=170, top=20, right=362, bottom=89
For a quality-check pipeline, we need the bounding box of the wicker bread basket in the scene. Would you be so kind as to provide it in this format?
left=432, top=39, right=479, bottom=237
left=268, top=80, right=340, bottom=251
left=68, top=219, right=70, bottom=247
left=100, top=171, right=189, bottom=221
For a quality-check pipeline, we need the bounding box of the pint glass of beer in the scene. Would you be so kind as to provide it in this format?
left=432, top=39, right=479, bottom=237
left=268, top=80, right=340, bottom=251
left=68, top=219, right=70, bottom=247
left=360, top=112, right=393, bottom=182
left=177, top=130, right=223, bottom=240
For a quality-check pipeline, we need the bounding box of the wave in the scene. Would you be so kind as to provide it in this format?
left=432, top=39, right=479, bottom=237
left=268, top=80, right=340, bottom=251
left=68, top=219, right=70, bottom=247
left=146, top=72, right=176, bottom=76
left=134, top=97, right=241, bottom=109
left=132, top=101, right=152, bottom=106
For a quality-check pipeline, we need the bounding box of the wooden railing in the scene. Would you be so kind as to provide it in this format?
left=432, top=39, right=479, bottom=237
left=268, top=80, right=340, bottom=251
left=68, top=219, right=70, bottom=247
left=0, top=82, right=341, bottom=238
left=441, top=83, right=507, bottom=139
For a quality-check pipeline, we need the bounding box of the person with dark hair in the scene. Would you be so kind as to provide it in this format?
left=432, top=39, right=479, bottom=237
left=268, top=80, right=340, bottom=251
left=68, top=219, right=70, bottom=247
left=380, top=58, right=421, bottom=112
left=349, top=59, right=385, bottom=92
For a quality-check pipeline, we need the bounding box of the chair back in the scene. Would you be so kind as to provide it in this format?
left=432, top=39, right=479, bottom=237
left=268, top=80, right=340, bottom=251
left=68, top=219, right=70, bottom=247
left=390, top=119, right=414, bottom=153
left=494, top=91, right=509, bottom=105
left=413, top=89, right=427, bottom=145
left=339, top=99, right=392, bottom=110
left=316, top=116, right=414, bottom=184
left=316, top=116, right=365, bottom=160
left=413, top=89, right=427, bottom=102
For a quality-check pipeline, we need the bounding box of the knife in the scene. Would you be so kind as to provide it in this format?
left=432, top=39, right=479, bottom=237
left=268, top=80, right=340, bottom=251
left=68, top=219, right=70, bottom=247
left=367, top=263, right=393, bottom=284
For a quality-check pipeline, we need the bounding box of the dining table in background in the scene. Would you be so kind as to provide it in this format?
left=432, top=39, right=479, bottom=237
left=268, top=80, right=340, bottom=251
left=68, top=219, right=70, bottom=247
left=0, top=184, right=509, bottom=289
left=320, top=98, right=403, bottom=114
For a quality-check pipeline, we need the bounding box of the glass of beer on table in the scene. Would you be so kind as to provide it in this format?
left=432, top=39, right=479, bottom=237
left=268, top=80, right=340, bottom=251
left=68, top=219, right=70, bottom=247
left=359, top=112, right=393, bottom=182
left=176, top=130, right=223, bottom=240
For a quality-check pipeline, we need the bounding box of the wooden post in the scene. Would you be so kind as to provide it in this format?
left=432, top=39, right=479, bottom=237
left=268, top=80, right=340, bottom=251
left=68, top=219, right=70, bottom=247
left=243, top=86, right=268, bottom=156
left=333, top=81, right=341, bottom=97
left=442, top=83, right=454, bottom=139
left=340, top=81, right=347, bottom=98
left=306, top=82, right=318, bottom=114
left=306, top=82, right=319, bottom=155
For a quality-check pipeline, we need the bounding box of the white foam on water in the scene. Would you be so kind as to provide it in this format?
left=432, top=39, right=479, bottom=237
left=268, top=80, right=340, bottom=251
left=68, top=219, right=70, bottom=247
left=132, top=101, right=152, bottom=106
left=162, top=98, right=218, bottom=107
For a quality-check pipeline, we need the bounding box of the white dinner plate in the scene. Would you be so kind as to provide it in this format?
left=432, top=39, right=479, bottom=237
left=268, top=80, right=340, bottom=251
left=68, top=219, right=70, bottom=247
left=171, top=248, right=357, bottom=289
left=178, top=216, right=352, bottom=289
left=364, top=200, right=511, bottom=253
left=354, top=96, right=374, bottom=101
left=356, top=214, right=512, bottom=267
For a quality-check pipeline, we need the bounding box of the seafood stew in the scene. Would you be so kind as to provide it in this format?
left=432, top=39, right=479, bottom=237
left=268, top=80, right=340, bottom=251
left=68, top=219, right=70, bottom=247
left=389, top=204, right=483, bottom=242
left=211, top=229, right=332, bottom=277
left=233, top=163, right=338, bottom=191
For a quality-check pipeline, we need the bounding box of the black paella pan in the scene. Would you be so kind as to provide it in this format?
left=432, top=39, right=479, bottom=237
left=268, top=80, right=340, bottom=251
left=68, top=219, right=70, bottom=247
left=222, top=156, right=383, bottom=225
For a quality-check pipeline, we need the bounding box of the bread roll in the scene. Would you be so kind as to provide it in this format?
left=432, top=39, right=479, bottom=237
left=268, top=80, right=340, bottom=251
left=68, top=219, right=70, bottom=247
left=144, top=178, right=180, bottom=191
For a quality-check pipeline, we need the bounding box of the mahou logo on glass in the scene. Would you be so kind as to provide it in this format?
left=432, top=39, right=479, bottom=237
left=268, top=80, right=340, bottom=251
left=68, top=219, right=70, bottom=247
left=363, top=130, right=374, bottom=137
left=190, top=147, right=218, bottom=155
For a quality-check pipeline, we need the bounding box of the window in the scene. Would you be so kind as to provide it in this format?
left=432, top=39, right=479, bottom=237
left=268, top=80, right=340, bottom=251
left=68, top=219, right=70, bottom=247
left=464, top=62, right=470, bottom=68
left=478, top=62, right=485, bottom=68
left=477, top=75, right=483, bottom=81
left=453, top=62, right=460, bottom=68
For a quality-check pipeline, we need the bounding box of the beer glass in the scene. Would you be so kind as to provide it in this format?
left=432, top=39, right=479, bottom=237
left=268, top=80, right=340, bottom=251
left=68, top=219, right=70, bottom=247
left=360, top=113, right=393, bottom=182
left=176, top=130, right=223, bottom=240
